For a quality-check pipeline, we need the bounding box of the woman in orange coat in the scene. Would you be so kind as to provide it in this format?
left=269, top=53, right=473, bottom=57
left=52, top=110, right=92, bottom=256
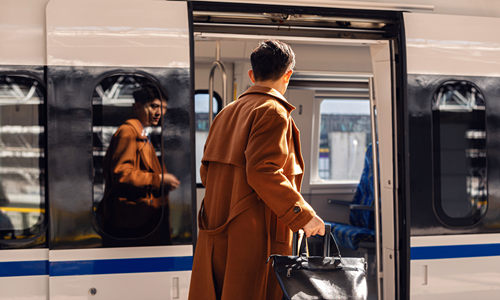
left=189, top=41, right=325, bottom=300
left=97, top=85, right=180, bottom=246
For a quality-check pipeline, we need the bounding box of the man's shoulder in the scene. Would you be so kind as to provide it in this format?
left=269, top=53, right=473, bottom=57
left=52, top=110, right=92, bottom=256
left=114, top=120, right=140, bottom=138
left=237, top=92, right=289, bottom=119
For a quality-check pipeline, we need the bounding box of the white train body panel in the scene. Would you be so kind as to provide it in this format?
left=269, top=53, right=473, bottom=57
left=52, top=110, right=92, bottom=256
left=0, top=247, right=192, bottom=300
left=0, top=249, right=49, bottom=300
left=0, top=0, right=47, bottom=65
left=411, top=235, right=500, bottom=299
left=48, top=246, right=192, bottom=300
left=46, top=0, right=189, bottom=68
left=405, top=12, right=500, bottom=77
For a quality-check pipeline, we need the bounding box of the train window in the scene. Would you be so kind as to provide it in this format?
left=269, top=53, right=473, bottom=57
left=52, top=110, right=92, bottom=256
left=316, top=98, right=371, bottom=183
left=194, top=90, right=221, bottom=185
left=0, top=75, right=45, bottom=240
left=92, top=74, right=175, bottom=246
left=432, top=80, right=487, bottom=226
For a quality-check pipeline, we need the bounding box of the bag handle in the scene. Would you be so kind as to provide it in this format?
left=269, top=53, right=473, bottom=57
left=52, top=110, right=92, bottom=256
left=294, top=224, right=342, bottom=259
left=324, top=224, right=342, bottom=259
left=296, top=230, right=309, bottom=257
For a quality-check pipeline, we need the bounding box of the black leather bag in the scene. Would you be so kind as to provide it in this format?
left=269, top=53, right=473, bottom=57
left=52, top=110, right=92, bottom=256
left=269, top=225, right=367, bottom=300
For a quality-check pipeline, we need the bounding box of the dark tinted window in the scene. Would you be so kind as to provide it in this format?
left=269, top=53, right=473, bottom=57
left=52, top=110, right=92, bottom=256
left=432, top=80, right=487, bottom=226
left=93, top=74, right=173, bottom=246
left=0, top=75, right=45, bottom=240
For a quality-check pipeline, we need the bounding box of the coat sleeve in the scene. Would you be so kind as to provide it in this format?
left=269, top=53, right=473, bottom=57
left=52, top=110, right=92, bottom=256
left=245, top=110, right=315, bottom=232
left=109, top=126, right=161, bottom=190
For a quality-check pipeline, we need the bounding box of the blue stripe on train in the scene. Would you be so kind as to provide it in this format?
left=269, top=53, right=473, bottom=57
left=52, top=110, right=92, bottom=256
left=50, top=256, right=193, bottom=276
left=0, top=260, right=48, bottom=277
left=411, top=243, right=500, bottom=260
left=0, top=256, right=192, bottom=277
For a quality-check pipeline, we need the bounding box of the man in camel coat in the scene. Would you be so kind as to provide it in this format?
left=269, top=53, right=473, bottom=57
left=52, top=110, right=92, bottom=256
left=98, top=84, right=180, bottom=246
left=189, top=40, right=325, bottom=300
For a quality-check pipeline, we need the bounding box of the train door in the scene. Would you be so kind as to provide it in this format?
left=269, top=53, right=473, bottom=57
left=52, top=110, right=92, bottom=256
left=0, top=1, right=49, bottom=299
left=404, top=13, right=500, bottom=299
left=192, top=4, right=406, bottom=299
left=370, top=41, right=398, bottom=300
left=45, top=1, right=193, bottom=299
left=284, top=41, right=398, bottom=300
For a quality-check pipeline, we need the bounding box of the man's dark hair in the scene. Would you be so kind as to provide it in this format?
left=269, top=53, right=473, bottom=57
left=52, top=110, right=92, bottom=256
left=133, top=84, right=167, bottom=104
left=250, top=40, right=295, bottom=81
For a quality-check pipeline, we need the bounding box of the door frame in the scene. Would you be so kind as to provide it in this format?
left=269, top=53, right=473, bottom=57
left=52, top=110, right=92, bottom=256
left=189, top=2, right=409, bottom=299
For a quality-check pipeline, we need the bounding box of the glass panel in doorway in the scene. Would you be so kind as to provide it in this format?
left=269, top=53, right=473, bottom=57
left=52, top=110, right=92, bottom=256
left=194, top=90, right=221, bottom=185
left=317, top=98, right=371, bottom=183
left=0, top=75, right=45, bottom=241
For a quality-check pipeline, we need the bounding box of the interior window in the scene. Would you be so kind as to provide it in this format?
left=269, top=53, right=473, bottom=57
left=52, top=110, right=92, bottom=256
left=0, top=75, right=45, bottom=241
left=316, top=98, right=371, bottom=183
left=194, top=90, right=221, bottom=185
left=92, top=74, right=175, bottom=246
left=432, top=80, right=487, bottom=226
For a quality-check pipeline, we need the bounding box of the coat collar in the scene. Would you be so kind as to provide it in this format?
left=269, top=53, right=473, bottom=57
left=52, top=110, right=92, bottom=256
left=238, top=85, right=295, bottom=113
left=125, top=118, right=147, bottom=139
left=124, top=118, right=161, bottom=172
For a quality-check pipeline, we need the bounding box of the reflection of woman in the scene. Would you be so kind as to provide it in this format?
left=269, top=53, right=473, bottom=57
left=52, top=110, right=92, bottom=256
left=98, top=85, right=179, bottom=246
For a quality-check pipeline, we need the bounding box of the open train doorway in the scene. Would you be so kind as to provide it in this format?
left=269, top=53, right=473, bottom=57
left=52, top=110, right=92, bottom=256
left=190, top=3, right=405, bottom=299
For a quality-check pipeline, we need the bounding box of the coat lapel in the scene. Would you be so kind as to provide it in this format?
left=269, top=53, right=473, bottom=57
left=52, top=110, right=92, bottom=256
left=291, top=120, right=304, bottom=170
left=239, top=86, right=304, bottom=174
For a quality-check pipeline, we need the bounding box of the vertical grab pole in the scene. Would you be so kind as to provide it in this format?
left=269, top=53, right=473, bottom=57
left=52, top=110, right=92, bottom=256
left=369, top=76, right=382, bottom=300
left=208, top=41, right=227, bottom=127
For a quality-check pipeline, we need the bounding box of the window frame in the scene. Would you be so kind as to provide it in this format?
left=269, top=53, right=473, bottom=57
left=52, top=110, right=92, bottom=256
left=309, top=96, right=372, bottom=191
left=431, top=79, right=488, bottom=228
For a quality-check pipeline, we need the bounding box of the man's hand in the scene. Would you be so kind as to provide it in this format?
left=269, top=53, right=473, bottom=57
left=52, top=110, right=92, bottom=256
left=303, top=215, right=325, bottom=237
left=162, top=173, right=180, bottom=190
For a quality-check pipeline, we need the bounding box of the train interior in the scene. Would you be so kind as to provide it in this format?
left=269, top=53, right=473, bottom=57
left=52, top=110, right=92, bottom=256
left=192, top=9, right=397, bottom=299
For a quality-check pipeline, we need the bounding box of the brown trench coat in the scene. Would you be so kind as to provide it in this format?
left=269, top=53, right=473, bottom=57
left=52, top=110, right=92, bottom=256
left=189, top=86, right=316, bottom=300
left=97, top=118, right=167, bottom=238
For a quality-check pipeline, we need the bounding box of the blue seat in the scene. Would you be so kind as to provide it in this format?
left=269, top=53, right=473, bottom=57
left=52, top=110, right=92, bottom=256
left=327, top=144, right=375, bottom=250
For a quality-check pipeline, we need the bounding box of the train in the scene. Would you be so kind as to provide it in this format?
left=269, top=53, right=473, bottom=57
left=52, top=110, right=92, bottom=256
left=2, top=0, right=500, bottom=299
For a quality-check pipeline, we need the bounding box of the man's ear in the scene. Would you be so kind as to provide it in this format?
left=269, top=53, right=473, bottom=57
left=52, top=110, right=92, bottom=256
left=248, top=69, right=256, bottom=83
left=283, top=69, right=293, bottom=83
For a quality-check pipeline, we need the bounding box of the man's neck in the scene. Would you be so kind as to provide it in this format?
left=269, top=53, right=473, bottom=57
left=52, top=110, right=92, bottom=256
left=253, top=81, right=286, bottom=96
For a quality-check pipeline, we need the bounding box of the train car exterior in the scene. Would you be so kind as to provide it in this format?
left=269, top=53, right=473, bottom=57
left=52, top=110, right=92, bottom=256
left=405, top=12, right=500, bottom=299
left=2, top=0, right=500, bottom=300
left=1, top=1, right=194, bottom=299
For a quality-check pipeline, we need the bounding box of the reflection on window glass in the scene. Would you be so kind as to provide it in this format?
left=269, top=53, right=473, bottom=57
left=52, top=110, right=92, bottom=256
left=0, top=75, right=45, bottom=240
left=93, top=74, right=179, bottom=246
left=317, top=99, right=371, bottom=182
left=195, top=91, right=221, bottom=184
left=432, top=80, right=487, bottom=226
